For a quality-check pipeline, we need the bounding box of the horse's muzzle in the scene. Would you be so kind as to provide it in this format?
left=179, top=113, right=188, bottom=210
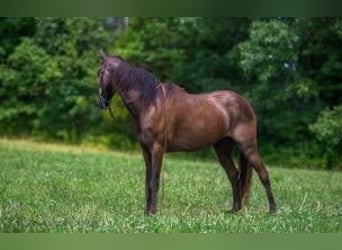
left=98, top=95, right=110, bottom=109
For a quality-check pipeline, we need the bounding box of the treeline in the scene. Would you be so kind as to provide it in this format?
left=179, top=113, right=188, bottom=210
left=0, top=17, right=341, bottom=169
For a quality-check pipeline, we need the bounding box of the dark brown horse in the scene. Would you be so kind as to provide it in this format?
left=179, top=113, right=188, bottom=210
left=97, top=50, right=277, bottom=214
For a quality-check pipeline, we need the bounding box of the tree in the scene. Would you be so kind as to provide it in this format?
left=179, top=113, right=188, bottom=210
left=115, top=17, right=251, bottom=92
left=0, top=18, right=110, bottom=142
left=0, top=17, right=36, bottom=61
left=310, top=105, right=342, bottom=169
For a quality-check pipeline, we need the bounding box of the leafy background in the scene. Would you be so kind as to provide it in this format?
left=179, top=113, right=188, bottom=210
left=0, top=17, right=341, bottom=169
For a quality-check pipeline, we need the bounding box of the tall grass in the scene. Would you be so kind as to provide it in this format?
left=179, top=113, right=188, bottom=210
left=0, top=139, right=340, bottom=232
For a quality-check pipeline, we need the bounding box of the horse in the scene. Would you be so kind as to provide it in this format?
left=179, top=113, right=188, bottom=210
left=97, top=50, right=277, bottom=215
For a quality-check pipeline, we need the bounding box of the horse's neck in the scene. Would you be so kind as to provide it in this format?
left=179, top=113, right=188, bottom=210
left=114, top=70, right=159, bottom=119
left=117, top=87, right=145, bottom=118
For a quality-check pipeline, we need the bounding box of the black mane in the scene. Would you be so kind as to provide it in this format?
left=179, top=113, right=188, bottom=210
left=112, top=61, right=160, bottom=104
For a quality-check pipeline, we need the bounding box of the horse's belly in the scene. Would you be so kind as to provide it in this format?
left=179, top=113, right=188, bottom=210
left=167, top=138, right=213, bottom=152
left=166, top=95, right=232, bottom=152
left=167, top=119, right=228, bottom=152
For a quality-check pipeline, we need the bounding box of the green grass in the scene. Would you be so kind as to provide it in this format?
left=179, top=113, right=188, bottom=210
left=0, top=139, right=341, bottom=232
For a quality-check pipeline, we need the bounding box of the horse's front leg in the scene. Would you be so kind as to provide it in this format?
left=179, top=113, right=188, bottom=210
left=142, top=146, right=152, bottom=212
left=144, top=143, right=164, bottom=215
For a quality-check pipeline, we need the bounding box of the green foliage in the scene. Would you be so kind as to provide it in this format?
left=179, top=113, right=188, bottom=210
left=0, top=17, right=127, bottom=144
left=0, top=140, right=341, bottom=232
left=115, top=18, right=251, bottom=93
left=0, top=17, right=36, bottom=60
left=296, top=18, right=342, bottom=107
left=115, top=17, right=187, bottom=81
left=310, top=105, right=342, bottom=169
left=239, top=19, right=299, bottom=84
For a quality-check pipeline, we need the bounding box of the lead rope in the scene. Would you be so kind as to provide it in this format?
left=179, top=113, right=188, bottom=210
left=108, top=105, right=115, bottom=120
left=107, top=86, right=168, bottom=213
left=160, top=84, right=167, bottom=213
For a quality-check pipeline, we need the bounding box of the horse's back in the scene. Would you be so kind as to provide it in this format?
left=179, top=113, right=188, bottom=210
left=208, top=90, right=256, bottom=123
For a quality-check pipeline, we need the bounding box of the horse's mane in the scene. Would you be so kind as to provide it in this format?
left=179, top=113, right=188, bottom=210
left=111, top=59, right=186, bottom=104
left=113, top=60, right=160, bottom=104
left=162, top=82, right=186, bottom=98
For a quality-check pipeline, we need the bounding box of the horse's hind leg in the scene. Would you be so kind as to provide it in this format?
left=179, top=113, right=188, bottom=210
left=239, top=142, right=277, bottom=213
left=214, top=137, right=242, bottom=212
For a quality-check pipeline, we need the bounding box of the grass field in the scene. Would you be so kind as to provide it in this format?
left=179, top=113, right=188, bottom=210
left=0, top=138, right=341, bottom=232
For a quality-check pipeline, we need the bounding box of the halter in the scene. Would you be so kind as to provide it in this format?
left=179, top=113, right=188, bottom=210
left=98, top=92, right=115, bottom=119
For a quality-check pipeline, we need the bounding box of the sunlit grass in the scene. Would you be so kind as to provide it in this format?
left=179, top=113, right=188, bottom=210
left=0, top=139, right=341, bottom=232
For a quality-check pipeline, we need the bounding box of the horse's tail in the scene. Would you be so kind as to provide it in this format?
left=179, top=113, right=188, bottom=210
left=239, top=152, right=253, bottom=204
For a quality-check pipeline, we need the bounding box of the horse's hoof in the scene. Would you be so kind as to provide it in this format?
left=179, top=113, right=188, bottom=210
left=269, top=204, right=277, bottom=214
left=145, top=207, right=158, bottom=215
left=144, top=211, right=156, bottom=216
left=227, top=207, right=241, bottom=214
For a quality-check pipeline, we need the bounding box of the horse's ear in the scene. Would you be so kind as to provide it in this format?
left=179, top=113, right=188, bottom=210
left=99, top=48, right=107, bottom=61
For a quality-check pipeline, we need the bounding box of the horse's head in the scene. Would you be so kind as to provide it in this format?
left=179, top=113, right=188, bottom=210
left=97, top=49, right=122, bottom=109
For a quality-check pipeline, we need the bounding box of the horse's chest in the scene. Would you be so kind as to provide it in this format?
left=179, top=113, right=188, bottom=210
left=137, top=117, right=165, bottom=146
